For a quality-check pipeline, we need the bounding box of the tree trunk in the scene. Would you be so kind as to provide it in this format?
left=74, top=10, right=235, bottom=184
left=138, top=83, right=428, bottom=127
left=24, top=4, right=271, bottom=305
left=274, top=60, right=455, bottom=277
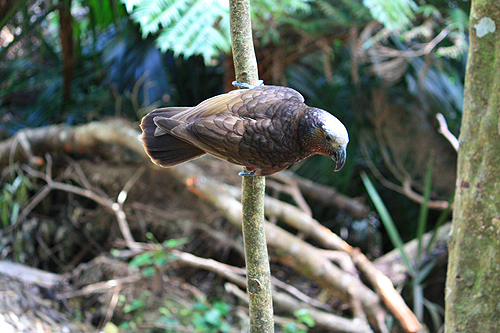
left=445, top=1, right=500, bottom=331
left=59, top=0, right=74, bottom=102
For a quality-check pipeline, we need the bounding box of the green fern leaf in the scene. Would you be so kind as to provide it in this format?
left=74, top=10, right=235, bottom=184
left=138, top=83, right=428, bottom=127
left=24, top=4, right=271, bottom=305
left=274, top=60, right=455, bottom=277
left=122, top=0, right=230, bottom=63
left=363, top=0, right=417, bottom=31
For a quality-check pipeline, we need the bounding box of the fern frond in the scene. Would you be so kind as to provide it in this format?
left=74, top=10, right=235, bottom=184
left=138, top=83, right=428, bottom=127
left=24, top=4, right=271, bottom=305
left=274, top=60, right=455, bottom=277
left=130, top=0, right=190, bottom=36
left=317, top=1, right=350, bottom=27
left=363, top=0, right=417, bottom=31
left=436, top=31, right=467, bottom=59
left=253, top=0, right=310, bottom=16
left=152, top=0, right=230, bottom=62
left=123, top=0, right=230, bottom=64
left=447, top=7, right=468, bottom=31
left=400, top=18, right=434, bottom=42
left=337, top=0, right=370, bottom=21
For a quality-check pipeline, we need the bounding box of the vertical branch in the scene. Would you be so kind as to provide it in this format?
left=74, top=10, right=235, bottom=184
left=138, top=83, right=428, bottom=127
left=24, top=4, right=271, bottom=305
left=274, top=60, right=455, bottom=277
left=229, top=1, right=274, bottom=332
left=229, top=0, right=259, bottom=85
left=59, top=0, right=74, bottom=103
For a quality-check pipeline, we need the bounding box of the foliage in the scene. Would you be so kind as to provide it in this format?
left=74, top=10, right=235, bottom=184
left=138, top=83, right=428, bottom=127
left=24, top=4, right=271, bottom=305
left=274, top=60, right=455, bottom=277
left=186, top=301, right=232, bottom=333
left=0, top=0, right=175, bottom=135
left=122, top=0, right=231, bottom=64
left=1, top=1, right=122, bottom=132
left=361, top=162, right=452, bottom=331
left=126, top=234, right=188, bottom=276
left=1, top=172, right=32, bottom=227
left=282, top=309, right=316, bottom=333
left=121, top=0, right=311, bottom=63
left=119, top=236, right=237, bottom=332
left=119, top=295, right=234, bottom=332
left=363, top=0, right=417, bottom=31
left=0, top=169, right=35, bottom=263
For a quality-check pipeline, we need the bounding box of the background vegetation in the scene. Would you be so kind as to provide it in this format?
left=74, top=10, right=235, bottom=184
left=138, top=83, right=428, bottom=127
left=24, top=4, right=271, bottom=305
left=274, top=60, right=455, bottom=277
left=0, top=0, right=471, bottom=332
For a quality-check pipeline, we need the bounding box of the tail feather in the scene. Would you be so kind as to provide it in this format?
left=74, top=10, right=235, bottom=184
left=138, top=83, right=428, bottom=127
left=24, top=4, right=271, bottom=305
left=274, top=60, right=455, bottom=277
left=140, top=108, right=205, bottom=167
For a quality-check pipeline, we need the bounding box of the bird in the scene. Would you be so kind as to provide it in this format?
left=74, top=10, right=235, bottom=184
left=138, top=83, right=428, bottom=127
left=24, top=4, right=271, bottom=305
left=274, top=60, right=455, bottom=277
left=140, top=85, right=348, bottom=176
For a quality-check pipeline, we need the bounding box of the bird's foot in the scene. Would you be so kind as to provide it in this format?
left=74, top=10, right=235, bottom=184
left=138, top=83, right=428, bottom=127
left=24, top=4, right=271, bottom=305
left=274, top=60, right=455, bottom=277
left=238, top=168, right=260, bottom=176
left=232, top=80, right=264, bottom=89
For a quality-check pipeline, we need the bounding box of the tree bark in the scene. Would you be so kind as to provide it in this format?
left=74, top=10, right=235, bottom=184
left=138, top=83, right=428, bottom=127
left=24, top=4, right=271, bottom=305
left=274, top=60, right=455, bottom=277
left=445, top=1, right=500, bottom=331
left=228, top=1, right=274, bottom=332
left=59, top=0, right=74, bottom=102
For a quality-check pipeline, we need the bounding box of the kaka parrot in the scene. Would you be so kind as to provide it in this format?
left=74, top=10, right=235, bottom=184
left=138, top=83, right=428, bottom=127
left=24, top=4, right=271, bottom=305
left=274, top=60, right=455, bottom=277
left=140, top=85, right=348, bottom=176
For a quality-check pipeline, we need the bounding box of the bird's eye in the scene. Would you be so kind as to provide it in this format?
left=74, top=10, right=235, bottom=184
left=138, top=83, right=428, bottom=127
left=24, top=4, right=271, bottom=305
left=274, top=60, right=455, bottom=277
left=325, top=135, right=332, bottom=142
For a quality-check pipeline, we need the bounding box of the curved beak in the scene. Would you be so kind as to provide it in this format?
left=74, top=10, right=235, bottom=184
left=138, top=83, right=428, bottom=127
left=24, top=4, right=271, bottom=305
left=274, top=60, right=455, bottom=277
left=332, top=146, right=346, bottom=172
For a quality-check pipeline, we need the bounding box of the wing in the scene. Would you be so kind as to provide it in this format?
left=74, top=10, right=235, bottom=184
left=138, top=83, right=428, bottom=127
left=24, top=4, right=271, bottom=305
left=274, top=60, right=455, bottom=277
left=164, top=113, right=249, bottom=165
left=140, top=108, right=206, bottom=167
left=169, top=85, right=305, bottom=121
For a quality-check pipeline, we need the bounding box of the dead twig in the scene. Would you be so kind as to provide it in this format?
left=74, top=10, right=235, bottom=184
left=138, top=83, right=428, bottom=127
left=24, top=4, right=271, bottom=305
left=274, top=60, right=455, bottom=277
left=278, top=171, right=369, bottom=219
left=20, top=162, right=141, bottom=251
left=436, top=113, right=459, bottom=152
left=57, top=275, right=142, bottom=299
left=266, top=177, right=312, bottom=217
left=173, top=250, right=370, bottom=332
left=169, top=163, right=384, bottom=330
left=350, top=248, right=422, bottom=333
left=360, top=140, right=450, bottom=210
left=317, top=250, right=358, bottom=277
left=98, top=286, right=121, bottom=332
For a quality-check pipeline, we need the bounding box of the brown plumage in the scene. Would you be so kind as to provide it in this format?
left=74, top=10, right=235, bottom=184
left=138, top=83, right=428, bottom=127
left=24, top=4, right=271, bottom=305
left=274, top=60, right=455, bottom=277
left=140, top=85, right=348, bottom=176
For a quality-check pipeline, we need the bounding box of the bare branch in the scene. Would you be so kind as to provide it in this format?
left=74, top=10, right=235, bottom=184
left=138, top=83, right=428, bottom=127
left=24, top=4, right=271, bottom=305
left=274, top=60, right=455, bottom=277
left=20, top=163, right=141, bottom=251
left=436, top=113, right=459, bottom=152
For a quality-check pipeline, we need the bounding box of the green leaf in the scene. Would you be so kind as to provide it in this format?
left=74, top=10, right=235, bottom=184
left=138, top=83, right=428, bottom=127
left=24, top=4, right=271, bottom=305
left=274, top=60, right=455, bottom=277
left=193, top=301, right=208, bottom=311
left=293, top=309, right=315, bottom=327
left=123, top=0, right=231, bottom=64
left=416, top=154, right=434, bottom=261
left=447, top=7, right=469, bottom=31
left=360, top=171, right=415, bottom=276
left=10, top=202, right=20, bottom=226
left=123, top=298, right=145, bottom=313
left=220, top=322, right=231, bottom=332
left=158, top=306, right=171, bottom=316
left=413, top=283, right=424, bottom=321
left=141, top=266, right=155, bottom=277
left=204, top=308, right=222, bottom=326
left=283, top=322, right=307, bottom=333
left=129, top=251, right=154, bottom=267
left=162, top=237, right=188, bottom=248
left=363, top=0, right=417, bottom=31
left=414, top=259, right=436, bottom=285
left=213, top=301, right=230, bottom=316
left=423, top=298, right=444, bottom=331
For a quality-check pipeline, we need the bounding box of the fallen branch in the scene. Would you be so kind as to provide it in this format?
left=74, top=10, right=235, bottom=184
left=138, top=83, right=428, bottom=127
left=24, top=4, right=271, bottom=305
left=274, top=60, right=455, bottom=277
left=172, top=250, right=371, bottom=332
left=375, top=223, right=451, bottom=287
left=168, top=163, right=384, bottom=329
left=0, top=119, right=421, bottom=331
left=276, top=171, right=370, bottom=219
left=0, top=261, right=65, bottom=288
left=19, top=158, right=141, bottom=251
left=0, top=119, right=144, bottom=167
left=57, top=275, right=142, bottom=299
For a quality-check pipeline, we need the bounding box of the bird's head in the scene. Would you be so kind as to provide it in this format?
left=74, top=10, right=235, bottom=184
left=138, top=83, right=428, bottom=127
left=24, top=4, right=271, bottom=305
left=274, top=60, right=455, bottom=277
left=298, top=108, right=349, bottom=172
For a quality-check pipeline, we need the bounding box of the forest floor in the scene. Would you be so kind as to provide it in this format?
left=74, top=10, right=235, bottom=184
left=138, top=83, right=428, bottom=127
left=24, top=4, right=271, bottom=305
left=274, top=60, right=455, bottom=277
left=0, top=119, right=450, bottom=332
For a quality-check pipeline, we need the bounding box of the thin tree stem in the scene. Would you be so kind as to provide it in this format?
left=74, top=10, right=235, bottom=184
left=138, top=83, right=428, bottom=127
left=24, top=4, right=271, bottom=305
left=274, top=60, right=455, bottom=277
left=229, top=0, right=274, bottom=332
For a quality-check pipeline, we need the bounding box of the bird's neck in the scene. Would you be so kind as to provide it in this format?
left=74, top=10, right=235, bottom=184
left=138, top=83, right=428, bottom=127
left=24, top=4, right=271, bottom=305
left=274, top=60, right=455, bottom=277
left=296, top=108, right=325, bottom=155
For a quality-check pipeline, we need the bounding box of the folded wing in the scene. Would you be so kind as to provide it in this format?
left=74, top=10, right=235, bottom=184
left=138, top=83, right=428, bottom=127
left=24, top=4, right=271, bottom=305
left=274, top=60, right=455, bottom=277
left=140, top=108, right=206, bottom=166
